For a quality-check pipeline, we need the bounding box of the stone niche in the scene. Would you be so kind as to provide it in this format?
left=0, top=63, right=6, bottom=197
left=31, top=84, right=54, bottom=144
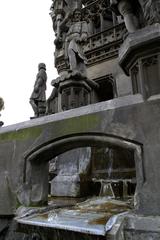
left=50, top=145, right=136, bottom=199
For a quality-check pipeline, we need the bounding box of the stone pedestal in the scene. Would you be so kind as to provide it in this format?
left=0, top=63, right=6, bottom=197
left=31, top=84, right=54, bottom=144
left=59, top=78, right=92, bottom=111
left=119, top=24, right=160, bottom=99
left=51, top=73, right=99, bottom=112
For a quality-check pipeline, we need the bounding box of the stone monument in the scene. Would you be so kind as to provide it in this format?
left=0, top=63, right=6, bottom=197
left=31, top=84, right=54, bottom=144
left=2, top=0, right=160, bottom=239
left=48, top=2, right=99, bottom=112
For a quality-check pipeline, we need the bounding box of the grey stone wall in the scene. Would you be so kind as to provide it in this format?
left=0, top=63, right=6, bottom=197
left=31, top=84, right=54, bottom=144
left=1, top=94, right=160, bottom=215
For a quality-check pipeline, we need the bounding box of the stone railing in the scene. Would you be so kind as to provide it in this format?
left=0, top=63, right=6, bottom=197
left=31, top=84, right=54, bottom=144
left=85, top=23, right=125, bottom=65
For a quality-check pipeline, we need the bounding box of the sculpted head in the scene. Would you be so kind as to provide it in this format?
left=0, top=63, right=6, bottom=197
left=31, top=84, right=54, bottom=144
left=73, top=8, right=82, bottom=22
left=38, top=63, right=46, bottom=71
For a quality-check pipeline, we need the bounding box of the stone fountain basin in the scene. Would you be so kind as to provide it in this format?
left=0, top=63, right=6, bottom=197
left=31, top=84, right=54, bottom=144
left=16, top=197, right=131, bottom=236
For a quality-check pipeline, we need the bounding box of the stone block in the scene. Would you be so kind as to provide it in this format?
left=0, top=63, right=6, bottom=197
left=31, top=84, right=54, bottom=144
left=51, top=175, right=90, bottom=197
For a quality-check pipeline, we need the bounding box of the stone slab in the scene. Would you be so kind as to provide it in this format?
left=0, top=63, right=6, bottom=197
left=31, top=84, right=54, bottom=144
left=16, top=197, right=130, bottom=236
left=0, top=93, right=144, bottom=133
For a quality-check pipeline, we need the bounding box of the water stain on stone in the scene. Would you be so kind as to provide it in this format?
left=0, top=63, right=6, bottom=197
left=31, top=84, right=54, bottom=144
left=74, top=201, right=131, bottom=214
left=38, top=213, right=49, bottom=219
left=89, top=215, right=112, bottom=225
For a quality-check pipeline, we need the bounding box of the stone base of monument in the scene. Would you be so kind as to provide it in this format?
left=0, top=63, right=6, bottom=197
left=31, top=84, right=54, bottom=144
left=59, top=78, right=92, bottom=110
left=51, top=72, right=99, bottom=111
left=50, top=174, right=91, bottom=197
left=119, top=23, right=160, bottom=100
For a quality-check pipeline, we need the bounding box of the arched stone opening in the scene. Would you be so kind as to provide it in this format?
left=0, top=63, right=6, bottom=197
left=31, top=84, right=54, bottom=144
left=23, top=133, right=144, bottom=209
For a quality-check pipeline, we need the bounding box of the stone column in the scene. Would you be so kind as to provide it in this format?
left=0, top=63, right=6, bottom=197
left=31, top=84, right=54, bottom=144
left=30, top=162, right=49, bottom=206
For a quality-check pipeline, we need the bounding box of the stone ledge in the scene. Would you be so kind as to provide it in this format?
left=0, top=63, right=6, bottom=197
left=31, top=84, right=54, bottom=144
left=0, top=94, right=144, bottom=134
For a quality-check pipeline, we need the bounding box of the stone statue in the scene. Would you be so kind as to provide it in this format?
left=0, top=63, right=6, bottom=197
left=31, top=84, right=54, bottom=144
left=60, top=8, right=88, bottom=77
left=110, top=0, right=140, bottom=33
left=50, top=0, right=66, bottom=48
left=30, top=63, right=47, bottom=118
left=0, top=97, right=4, bottom=126
left=50, top=0, right=83, bottom=49
left=0, top=97, right=4, bottom=112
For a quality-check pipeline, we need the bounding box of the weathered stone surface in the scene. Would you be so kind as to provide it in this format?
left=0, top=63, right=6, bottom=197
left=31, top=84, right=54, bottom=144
left=110, top=0, right=160, bottom=33
left=113, top=63, right=132, bottom=97
left=110, top=0, right=140, bottom=33
left=0, top=171, right=16, bottom=215
left=0, top=218, right=27, bottom=240
left=51, top=174, right=90, bottom=197
left=123, top=214, right=160, bottom=240
left=119, top=24, right=160, bottom=74
left=16, top=197, right=130, bottom=239
left=106, top=213, right=160, bottom=240
left=1, top=93, right=160, bottom=215
left=54, top=147, right=91, bottom=176
left=50, top=147, right=91, bottom=197
left=119, top=24, right=160, bottom=100
left=0, top=218, right=10, bottom=238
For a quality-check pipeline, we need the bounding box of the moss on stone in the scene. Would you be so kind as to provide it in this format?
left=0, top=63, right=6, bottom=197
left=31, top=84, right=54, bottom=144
left=54, top=114, right=100, bottom=136
left=0, top=127, right=42, bottom=142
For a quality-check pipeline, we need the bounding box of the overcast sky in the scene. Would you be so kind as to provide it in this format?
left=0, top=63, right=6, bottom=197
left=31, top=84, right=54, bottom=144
left=0, top=0, right=58, bottom=126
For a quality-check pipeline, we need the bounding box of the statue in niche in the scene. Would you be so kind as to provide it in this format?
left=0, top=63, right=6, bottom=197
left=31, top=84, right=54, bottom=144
left=59, top=8, right=88, bottom=77
left=30, top=63, right=47, bottom=118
